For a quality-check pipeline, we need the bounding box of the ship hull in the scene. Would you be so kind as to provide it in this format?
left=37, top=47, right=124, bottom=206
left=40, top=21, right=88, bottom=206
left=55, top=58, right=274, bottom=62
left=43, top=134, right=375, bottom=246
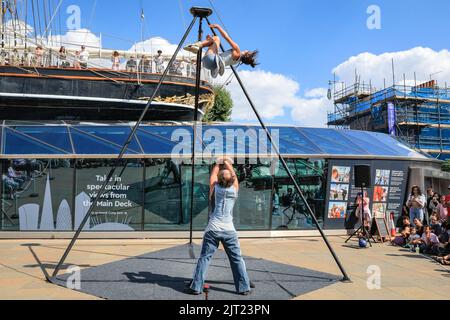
left=0, top=66, right=213, bottom=121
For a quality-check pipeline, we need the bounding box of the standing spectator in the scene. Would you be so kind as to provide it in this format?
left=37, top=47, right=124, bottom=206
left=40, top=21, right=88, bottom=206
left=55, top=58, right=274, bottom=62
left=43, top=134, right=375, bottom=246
left=426, top=187, right=434, bottom=217
left=59, top=46, right=70, bottom=68
left=10, top=49, right=20, bottom=66
left=126, top=56, right=137, bottom=72
left=79, top=45, right=89, bottom=69
left=139, top=55, right=151, bottom=73
left=428, top=192, right=439, bottom=218
left=407, top=186, right=426, bottom=227
left=154, top=50, right=164, bottom=73
left=35, top=46, right=44, bottom=67
left=355, top=192, right=372, bottom=230
left=22, top=48, right=31, bottom=67
left=73, top=51, right=81, bottom=69
left=436, top=195, right=448, bottom=223
left=111, top=51, right=120, bottom=71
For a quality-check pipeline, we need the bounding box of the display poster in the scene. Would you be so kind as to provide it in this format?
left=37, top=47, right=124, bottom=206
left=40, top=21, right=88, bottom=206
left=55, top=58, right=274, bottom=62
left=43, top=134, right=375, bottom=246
left=325, top=160, right=409, bottom=230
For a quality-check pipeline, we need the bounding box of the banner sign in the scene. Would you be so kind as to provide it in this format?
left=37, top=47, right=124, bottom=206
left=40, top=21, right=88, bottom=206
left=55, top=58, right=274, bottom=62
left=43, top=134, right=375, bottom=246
left=387, top=102, right=396, bottom=136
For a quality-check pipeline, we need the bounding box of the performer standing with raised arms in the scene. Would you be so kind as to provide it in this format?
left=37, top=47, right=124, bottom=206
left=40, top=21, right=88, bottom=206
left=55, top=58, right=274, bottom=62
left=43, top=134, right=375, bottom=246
left=186, top=157, right=252, bottom=296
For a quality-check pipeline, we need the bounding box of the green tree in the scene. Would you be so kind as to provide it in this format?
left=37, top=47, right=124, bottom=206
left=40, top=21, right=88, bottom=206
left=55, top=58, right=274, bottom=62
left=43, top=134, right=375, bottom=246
left=442, top=160, right=450, bottom=172
left=203, top=86, right=233, bottom=122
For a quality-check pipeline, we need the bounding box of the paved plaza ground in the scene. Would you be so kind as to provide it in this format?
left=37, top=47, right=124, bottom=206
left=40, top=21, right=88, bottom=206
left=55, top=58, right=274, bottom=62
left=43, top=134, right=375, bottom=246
left=0, top=236, right=449, bottom=300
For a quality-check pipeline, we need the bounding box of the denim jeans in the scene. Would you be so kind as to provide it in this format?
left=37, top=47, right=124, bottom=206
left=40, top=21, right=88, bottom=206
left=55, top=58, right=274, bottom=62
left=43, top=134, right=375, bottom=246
left=191, top=231, right=251, bottom=294
left=410, top=208, right=424, bottom=227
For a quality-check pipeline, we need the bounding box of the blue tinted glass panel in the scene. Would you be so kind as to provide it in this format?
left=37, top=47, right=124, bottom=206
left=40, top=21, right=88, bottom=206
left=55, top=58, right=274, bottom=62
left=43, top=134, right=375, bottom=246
left=268, top=127, right=324, bottom=155
left=299, top=128, right=368, bottom=155
left=4, top=129, right=67, bottom=155
left=342, top=130, right=400, bottom=156
left=11, top=126, right=72, bottom=153
left=70, top=129, right=138, bottom=155
left=136, top=130, right=179, bottom=154
left=73, top=126, right=141, bottom=153
left=202, top=125, right=252, bottom=155
left=367, top=132, right=429, bottom=158
left=139, top=126, right=192, bottom=141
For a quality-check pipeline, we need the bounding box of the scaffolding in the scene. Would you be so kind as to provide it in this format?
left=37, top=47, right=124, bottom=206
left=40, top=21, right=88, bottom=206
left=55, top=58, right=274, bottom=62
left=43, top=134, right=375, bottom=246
left=327, top=80, right=450, bottom=160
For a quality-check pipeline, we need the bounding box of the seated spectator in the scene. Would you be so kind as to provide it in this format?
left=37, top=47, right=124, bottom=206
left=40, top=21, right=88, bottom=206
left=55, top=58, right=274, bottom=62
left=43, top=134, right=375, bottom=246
left=126, top=56, right=137, bottom=72
left=419, top=226, right=440, bottom=254
left=438, top=222, right=449, bottom=255
left=406, top=227, right=422, bottom=251
left=392, top=216, right=411, bottom=246
left=413, top=218, right=424, bottom=236
left=435, top=254, right=450, bottom=266
left=429, top=214, right=442, bottom=236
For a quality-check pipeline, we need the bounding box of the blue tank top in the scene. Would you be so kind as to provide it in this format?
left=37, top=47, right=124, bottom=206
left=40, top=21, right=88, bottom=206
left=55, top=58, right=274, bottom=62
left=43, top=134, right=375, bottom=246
left=206, top=184, right=238, bottom=232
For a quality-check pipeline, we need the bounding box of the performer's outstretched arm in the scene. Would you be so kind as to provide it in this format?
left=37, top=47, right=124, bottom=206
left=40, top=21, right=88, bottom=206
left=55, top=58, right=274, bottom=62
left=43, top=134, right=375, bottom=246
left=210, top=163, right=220, bottom=200
left=209, top=24, right=241, bottom=58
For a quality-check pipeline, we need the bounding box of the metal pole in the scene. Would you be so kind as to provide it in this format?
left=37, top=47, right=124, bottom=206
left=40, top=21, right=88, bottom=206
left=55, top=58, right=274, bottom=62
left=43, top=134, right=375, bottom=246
left=50, top=16, right=198, bottom=280
left=205, top=17, right=350, bottom=281
left=189, top=17, right=204, bottom=251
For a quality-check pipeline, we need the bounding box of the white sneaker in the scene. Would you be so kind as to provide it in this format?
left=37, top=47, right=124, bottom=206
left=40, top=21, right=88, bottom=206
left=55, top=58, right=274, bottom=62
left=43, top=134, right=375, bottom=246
left=184, top=41, right=202, bottom=54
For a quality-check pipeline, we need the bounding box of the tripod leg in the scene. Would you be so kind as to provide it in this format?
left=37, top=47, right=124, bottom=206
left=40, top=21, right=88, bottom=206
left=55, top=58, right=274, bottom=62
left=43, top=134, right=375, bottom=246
left=345, top=226, right=362, bottom=243
left=50, top=16, right=199, bottom=280
left=205, top=18, right=350, bottom=282
left=188, top=17, right=204, bottom=259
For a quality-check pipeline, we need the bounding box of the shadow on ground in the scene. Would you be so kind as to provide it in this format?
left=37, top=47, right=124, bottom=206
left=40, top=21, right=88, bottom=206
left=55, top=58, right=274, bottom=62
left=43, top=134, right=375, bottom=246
left=51, top=244, right=340, bottom=300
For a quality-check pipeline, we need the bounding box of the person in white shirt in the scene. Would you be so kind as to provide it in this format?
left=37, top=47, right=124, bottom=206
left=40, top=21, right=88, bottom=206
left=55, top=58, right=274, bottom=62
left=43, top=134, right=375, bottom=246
left=79, top=45, right=89, bottom=69
left=407, top=186, right=426, bottom=228
left=154, top=50, right=164, bottom=73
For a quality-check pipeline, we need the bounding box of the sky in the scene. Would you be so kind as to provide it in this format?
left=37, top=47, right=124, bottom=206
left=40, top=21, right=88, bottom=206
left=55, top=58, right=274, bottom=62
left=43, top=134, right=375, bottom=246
left=18, top=0, right=450, bottom=127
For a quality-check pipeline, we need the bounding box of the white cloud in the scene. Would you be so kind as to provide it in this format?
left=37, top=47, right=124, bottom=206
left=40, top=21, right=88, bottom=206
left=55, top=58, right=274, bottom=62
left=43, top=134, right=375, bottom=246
left=129, top=36, right=195, bottom=59
left=333, top=47, right=450, bottom=88
left=226, top=70, right=333, bottom=127
left=48, top=28, right=101, bottom=49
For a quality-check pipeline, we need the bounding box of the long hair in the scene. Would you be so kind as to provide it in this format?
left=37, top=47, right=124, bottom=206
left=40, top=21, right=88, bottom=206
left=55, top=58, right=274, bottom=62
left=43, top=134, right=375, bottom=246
left=411, top=185, right=422, bottom=196
left=241, top=50, right=259, bottom=68
left=218, top=170, right=235, bottom=188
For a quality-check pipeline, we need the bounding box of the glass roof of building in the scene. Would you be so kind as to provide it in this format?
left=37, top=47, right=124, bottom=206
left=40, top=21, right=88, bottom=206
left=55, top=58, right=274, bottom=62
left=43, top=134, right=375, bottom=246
left=0, top=121, right=433, bottom=161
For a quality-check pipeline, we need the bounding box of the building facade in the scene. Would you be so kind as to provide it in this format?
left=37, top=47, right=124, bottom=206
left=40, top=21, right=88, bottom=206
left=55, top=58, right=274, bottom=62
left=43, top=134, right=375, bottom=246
left=327, top=80, right=450, bottom=160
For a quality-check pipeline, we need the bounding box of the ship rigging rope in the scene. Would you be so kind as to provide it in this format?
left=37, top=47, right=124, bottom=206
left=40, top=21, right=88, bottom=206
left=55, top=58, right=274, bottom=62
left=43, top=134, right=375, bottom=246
left=30, top=0, right=37, bottom=43
left=42, top=0, right=63, bottom=41
left=84, top=0, right=97, bottom=45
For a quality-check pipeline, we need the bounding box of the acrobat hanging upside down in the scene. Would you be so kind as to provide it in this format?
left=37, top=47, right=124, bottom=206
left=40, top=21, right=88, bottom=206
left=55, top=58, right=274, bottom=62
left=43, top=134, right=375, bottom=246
left=184, top=24, right=258, bottom=78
